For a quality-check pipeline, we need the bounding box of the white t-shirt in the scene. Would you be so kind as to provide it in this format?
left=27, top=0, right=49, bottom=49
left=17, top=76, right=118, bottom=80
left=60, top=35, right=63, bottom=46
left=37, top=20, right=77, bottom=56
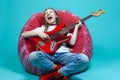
left=32, top=25, right=71, bottom=53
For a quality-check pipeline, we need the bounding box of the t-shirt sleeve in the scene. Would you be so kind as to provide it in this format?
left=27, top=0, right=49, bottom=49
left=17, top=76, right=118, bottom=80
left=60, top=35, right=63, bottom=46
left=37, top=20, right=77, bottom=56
left=32, top=25, right=45, bottom=32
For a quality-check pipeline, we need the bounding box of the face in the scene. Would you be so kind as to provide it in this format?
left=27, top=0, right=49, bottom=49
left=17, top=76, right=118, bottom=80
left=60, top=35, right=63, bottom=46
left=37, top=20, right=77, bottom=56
left=44, top=9, right=58, bottom=25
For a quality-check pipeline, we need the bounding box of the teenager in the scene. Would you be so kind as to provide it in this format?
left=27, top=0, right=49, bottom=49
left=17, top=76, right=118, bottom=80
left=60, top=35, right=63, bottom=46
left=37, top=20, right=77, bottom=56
left=22, top=8, right=89, bottom=80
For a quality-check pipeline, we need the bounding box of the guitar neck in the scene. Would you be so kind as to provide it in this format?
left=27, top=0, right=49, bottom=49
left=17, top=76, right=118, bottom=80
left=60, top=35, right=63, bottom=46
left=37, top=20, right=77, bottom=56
left=59, top=14, right=93, bottom=34
left=81, top=14, right=93, bottom=22
left=59, top=23, right=77, bottom=34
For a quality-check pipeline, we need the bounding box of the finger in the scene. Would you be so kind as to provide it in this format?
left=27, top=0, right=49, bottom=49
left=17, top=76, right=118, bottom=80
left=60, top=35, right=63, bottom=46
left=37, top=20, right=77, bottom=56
left=46, top=35, right=50, bottom=39
left=44, top=35, right=50, bottom=39
left=76, top=21, right=79, bottom=24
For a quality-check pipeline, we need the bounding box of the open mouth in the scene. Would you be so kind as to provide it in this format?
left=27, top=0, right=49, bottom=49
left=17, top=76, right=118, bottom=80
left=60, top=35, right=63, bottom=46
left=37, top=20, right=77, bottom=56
left=48, top=16, right=52, bottom=20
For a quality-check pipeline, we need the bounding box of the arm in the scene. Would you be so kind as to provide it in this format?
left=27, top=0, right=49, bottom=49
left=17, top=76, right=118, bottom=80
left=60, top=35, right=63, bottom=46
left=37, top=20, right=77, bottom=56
left=68, top=21, right=82, bottom=46
left=21, top=31, right=39, bottom=38
left=21, top=30, right=50, bottom=40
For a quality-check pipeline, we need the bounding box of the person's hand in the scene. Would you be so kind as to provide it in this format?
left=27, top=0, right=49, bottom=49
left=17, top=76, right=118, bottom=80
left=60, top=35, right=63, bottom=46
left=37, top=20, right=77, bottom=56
left=75, top=21, right=82, bottom=29
left=38, top=32, right=50, bottom=40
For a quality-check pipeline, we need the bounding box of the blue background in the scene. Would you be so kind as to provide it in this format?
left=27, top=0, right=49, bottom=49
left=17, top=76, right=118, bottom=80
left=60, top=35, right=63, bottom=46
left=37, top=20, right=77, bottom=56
left=0, top=0, right=120, bottom=80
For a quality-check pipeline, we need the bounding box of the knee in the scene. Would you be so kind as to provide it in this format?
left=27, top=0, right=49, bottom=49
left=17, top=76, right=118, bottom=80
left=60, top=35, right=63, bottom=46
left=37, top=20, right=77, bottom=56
left=29, top=51, right=37, bottom=63
left=75, top=53, right=89, bottom=64
left=80, top=53, right=89, bottom=63
left=28, top=51, right=44, bottom=63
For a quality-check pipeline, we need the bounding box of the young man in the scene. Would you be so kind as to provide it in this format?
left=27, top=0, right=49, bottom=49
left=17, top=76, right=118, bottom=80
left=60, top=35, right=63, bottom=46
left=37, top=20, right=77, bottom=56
left=22, top=8, right=89, bottom=80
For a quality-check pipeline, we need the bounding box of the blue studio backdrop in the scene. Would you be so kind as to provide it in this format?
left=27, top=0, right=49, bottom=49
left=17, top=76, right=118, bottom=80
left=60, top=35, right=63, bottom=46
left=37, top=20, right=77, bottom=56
left=0, top=0, right=120, bottom=80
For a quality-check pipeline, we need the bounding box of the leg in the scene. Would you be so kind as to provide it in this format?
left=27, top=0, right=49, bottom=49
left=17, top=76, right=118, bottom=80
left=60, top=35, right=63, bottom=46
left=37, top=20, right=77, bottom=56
left=28, top=51, right=55, bottom=71
left=55, top=52, right=89, bottom=76
left=29, top=51, right=64, bottom=80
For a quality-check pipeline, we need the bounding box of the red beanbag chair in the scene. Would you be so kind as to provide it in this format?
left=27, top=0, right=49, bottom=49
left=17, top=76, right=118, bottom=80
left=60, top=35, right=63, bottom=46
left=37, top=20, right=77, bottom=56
left=18, top=10, right=92, bottom=75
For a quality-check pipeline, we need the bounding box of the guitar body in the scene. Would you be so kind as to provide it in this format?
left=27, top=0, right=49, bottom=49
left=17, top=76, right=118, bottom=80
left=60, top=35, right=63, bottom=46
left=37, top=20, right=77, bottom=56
left=31, top=23, right=71, bottom=54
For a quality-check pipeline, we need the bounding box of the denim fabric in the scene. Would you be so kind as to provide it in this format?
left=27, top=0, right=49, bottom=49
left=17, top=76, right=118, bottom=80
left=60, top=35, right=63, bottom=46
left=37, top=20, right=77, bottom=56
left=29, top=51, right=89, bottom=76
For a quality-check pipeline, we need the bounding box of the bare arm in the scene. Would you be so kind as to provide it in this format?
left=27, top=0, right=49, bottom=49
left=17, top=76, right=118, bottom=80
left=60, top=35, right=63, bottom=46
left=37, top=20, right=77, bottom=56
left=68, top=21, right=82, bottom=46
left=21, top=31, right=50, bottom=40
left=21, top=31, right=39, bottom=38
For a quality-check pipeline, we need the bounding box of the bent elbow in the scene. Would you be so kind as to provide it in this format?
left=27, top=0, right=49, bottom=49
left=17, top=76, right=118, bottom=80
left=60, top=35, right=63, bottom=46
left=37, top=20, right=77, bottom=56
left=69, top=41, right=76, bottom=46
left=21, top=33, right=26, bottom=37
left=21, top=32, right=29, bottom=38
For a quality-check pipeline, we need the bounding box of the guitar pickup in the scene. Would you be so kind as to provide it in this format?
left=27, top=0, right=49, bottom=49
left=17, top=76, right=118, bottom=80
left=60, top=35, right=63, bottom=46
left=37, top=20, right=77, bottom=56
left=50, top=41, right=56, bottom=50
left=38, top=41, right=45, bottom=46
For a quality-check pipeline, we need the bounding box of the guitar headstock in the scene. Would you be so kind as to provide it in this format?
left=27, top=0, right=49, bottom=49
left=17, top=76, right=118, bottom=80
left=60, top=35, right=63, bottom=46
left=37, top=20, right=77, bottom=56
left=91, top=9, right=105, bottom=17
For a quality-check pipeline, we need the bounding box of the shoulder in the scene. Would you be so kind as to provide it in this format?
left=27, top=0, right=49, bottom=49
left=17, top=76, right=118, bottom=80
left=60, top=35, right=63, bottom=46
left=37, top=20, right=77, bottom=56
left=32, top=25, right=45, bottom=32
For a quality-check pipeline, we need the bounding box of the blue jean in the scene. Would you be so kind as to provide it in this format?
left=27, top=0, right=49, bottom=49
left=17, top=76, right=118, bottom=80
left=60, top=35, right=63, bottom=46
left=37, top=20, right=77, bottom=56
left=29, top=51, right=89, bottom=76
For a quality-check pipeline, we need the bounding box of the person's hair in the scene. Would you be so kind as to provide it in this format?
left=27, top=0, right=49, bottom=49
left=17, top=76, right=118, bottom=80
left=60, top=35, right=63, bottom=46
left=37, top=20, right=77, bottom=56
left=43, top=8, right=59, bottom=32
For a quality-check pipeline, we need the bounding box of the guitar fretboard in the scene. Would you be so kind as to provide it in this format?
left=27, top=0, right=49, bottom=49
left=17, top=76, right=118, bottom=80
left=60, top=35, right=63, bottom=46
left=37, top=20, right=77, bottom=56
left=58, top=14, right=93, bottom=35
left=81, top=15, right=92, bottom=22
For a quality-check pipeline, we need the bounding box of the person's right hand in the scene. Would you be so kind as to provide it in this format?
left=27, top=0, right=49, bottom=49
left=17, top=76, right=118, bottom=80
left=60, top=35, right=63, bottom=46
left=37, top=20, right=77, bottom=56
left=38, top=32, right=50, bottom=40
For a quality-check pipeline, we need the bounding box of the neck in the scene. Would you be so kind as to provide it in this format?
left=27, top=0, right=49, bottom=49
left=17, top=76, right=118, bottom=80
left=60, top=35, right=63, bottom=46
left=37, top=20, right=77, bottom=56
left=48, top=21, right=57, bottom=26
left=48, top=24, right=57, bottom=26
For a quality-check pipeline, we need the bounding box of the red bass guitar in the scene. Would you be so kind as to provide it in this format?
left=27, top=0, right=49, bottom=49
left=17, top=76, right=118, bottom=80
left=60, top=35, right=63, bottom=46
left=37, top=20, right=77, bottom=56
left=31, top=9, right=105, bottom=54
left=31, top=23, right=72, bottom=54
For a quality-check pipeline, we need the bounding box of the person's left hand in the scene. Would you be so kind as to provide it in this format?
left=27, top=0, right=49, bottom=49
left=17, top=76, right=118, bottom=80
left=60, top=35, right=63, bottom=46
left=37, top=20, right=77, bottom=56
left=75, top=21, right=82, bottom=29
